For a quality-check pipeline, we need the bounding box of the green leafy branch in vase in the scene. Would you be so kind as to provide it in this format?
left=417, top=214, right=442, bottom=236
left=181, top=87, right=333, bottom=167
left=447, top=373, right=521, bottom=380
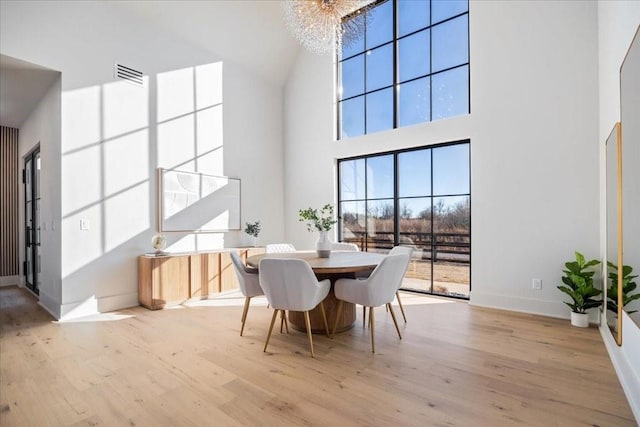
left=244, top=221, right=261, bottom=238
left=298, top=204, right=338, bottom=232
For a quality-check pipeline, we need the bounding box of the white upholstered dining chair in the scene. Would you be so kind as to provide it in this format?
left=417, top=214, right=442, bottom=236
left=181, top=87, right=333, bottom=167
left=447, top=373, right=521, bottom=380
left=332, top=253, right=409, bottom=353
left=259, top=258, right=331, bottom=357
left=387, top=245, right=413, bottom=323
left=265, top=243, right=296, bottom=253
left=329, top=242, right=371, bottom=326
left=331, top=242, right=359, bottom=251
left=230, top=251, right=264, bottom=336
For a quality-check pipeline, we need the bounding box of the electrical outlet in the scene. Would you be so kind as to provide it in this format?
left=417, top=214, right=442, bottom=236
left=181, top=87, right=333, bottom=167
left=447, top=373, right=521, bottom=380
left=532, top=278, right=542, bottom=290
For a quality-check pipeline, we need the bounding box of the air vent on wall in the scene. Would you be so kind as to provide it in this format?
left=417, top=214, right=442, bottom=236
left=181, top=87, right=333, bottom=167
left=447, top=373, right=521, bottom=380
left=114, top=63, right=144, bottom=87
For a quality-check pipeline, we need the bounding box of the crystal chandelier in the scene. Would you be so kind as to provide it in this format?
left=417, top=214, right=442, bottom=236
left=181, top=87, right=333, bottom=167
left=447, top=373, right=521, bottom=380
left=282, top=0, right=372, bottom=55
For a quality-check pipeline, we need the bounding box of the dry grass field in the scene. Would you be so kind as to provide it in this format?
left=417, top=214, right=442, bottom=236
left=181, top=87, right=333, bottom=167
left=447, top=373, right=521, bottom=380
left=404, top=259, right=470, bottom=297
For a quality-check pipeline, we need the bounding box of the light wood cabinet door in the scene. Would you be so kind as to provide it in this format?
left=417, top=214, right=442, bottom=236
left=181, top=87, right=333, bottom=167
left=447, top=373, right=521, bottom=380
left=138, top=248, right=264, bottom=310
left=139, top=256, right=189, bottom=309
left=190, top=253, right=221, bottom=298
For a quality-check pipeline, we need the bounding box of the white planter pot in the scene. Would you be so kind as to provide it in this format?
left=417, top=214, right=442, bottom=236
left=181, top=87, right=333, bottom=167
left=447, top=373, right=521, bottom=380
left=571, top=311, right=589, bottom=328
left=607, top=313, right=619, bottom=332
left=316, top=230, right=332, bottom=258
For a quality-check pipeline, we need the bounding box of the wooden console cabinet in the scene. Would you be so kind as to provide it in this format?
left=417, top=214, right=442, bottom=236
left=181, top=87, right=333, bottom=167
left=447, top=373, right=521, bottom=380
left=138, top=248, right=264, bottom=310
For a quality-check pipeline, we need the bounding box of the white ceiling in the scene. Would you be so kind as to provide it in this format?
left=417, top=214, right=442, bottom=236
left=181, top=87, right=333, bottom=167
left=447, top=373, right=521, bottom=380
left=109, top=1, right=302, bottom=87
left=1, top=1, right=303, bottom=129
left=0, top=55, right=60, bottom=128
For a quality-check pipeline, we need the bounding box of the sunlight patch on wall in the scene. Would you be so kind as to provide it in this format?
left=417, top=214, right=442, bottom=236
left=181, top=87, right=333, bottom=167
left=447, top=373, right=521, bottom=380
left=195, top=62, right=222, bottom=109
left=165, top=233, right=196, bottom=253
left=62, top=204, right=102, bottom=276
left=104, top=129, right=149, bottom=196
left=61, top=76, right=151, bottom=279
left=157, top=67, right=195, bottom=123
left=195, top=233, right=225, bottom=250
left=61, top=86, right=101, bottom=152
left=104, top=181, right=149, bottom=252
left=62, top=144, right=102, bottom=216
left=102, top=78, right=149, bottom=139
left=196, top=107, right=223, bottom=172
left=157, top=62, right=224, bottom=175
left=158, top=114, right=195, bottom=170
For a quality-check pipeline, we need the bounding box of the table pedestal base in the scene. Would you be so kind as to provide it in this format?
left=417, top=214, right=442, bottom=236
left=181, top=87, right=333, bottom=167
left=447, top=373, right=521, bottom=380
left=288, top=292, right=355, bottom=334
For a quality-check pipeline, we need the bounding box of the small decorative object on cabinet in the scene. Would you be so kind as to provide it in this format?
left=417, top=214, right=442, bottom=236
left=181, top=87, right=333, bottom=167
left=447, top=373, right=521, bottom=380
left=556, top=251, right=602, bottom=327
left=299, top=203, right=338, bottom=258
left=151, top=233, right=167, bottom=255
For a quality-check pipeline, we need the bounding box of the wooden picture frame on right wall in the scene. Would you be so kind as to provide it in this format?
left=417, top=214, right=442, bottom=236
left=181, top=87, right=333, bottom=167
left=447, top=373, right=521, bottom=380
left=605, top=122, right=623, bottom=346
left=619, top=25, right=640, bottom=341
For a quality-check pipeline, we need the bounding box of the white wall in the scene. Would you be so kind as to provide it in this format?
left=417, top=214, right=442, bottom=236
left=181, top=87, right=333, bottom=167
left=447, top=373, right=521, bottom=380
left=284, top=0, right=600, bottom=319
left=17, top=77, right=62, bottom=318
left=597, top=1, right=640, bottom=420
left=1, top=1, right=285, bottom=319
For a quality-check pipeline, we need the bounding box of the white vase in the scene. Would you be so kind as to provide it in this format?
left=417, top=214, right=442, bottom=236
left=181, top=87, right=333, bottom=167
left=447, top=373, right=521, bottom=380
left=570, top=311, right=589, bottom=327
left=316, top=230, right=332, bottom=258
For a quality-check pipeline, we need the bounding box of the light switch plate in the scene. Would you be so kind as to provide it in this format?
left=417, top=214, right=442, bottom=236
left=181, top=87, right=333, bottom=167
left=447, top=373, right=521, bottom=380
left=80, top=219, right=90, bottom=231
left=532, top=278, right=542, bottom=290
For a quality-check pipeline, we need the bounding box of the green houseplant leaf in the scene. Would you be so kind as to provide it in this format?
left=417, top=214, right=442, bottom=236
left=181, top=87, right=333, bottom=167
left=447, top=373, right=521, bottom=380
left=607, top=263, right=640, bottom=314
left=298, top=204, right=338, bottom=232
left=556, top=252, right=601, bottom=314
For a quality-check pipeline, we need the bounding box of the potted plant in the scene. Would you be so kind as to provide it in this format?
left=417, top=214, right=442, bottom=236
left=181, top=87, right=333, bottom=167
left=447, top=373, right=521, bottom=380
left=299, top=204, right=338, bottom=258
left=244, top=221, right=261, bottom=247
left=606, top=262, right=640, bottom=325
left=557, top=251, right=602, bottom=327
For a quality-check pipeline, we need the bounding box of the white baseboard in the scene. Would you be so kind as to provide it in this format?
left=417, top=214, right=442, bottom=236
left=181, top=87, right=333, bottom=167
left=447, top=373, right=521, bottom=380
left=600, top=315, right=640, bottom=423
left=469, top=290, right=601, bottom=324
left=59, top=292, right=139, bottom=321
left=38, top=289, right=61, bottom=319
left=470, top=291, right=567, bottom=318
left=97, top=292, right=139, bottom=314
left=0, top=275, right=20, bottom=287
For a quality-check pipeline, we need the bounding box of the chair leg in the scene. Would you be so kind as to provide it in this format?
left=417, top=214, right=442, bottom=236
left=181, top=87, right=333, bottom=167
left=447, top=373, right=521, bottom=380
left=280, top=310, right=289, bottom=334
left=319, top=302, right=330, bottom=337
left=240, top=296, right=251, bottom=336
left=332, top=300, right=344, bottom=337
left=369, top=306, right=375, bottom=353
left=387, top=303, right=402, bottom=340
left=304, top=311, right=315, bottom=358
left=362, top=305, right=366, bottom=328
left=264, top=309, right=279, bottom=353
left=396, top=291, right=407, bottom=323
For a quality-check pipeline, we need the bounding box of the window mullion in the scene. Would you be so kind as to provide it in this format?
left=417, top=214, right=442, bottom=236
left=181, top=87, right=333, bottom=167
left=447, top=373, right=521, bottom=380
left=393, top=153, right=399, bottom=246
left=429, top=0, right=433, bottom=122
left=338, top=0, right=469, bottom=139
left=392, top=0, right=398, bottom=131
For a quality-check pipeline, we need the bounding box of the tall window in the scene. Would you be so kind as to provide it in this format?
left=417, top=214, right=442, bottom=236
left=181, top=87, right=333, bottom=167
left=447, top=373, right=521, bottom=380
left=338, top=0, right=469, bottom=139
left=338, top=140, right=471, bottom=298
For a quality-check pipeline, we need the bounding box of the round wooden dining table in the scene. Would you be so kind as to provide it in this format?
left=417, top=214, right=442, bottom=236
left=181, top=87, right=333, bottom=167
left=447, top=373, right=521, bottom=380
left=246, top=251, right=385, bottom=333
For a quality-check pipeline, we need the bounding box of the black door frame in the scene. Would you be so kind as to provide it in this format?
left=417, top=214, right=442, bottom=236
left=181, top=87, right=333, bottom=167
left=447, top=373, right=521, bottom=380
left=23, top=145, right=40, bottom=295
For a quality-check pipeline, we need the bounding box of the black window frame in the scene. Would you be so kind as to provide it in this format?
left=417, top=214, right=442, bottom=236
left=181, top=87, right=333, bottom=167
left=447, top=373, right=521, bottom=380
left=337, top=139, right=471, bottom=299
left=337, top=0, right=470, bottom=140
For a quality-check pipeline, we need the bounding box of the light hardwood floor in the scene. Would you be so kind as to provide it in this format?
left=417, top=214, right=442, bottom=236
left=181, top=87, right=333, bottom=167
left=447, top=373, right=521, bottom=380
left=0, top=286, right=635, bottom=426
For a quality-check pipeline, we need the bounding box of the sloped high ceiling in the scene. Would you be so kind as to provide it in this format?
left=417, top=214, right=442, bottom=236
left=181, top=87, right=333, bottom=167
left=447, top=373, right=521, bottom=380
left=0, top=1, right=303, bottom=128
left=109, top=0, right=302, bottom=87
left=0, top=54, right=59, bottom=128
